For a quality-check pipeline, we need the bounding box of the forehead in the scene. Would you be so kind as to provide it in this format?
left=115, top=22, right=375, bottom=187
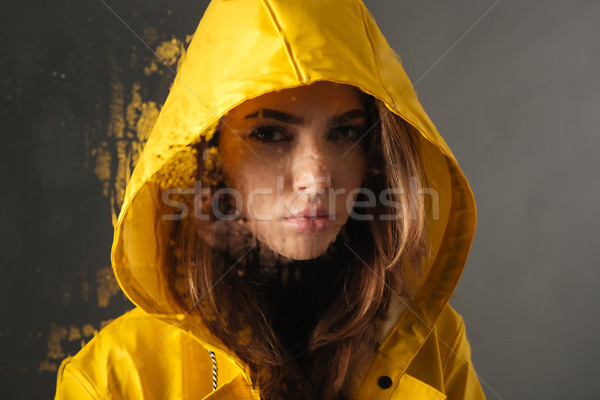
left=225, top=81, right=365, bottom=119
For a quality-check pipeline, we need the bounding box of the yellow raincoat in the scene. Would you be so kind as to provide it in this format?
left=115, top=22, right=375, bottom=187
left=55, top=0, right=485, bottom=398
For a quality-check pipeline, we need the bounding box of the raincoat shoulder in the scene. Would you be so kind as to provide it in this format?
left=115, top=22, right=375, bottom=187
left=406, top=305, right=486, bottom=399
left=54, top=307, right=251, bottom=400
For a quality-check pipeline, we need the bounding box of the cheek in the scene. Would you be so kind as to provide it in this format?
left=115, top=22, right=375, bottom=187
left=333, top=154, right=367, bottom=217
left=228, top=162, right=282, bottom=219
left=338, top=152, right=367, bottom=189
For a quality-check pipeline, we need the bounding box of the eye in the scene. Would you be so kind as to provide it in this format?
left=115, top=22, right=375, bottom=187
left=329, top=125, right=363, bottom=142
left=248, top=126, right=290, bottom=143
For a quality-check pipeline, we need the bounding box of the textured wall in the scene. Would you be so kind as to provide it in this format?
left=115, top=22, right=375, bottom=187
left=0, top=1, right=208, bottom=398
left=1, top=0, right=598, bottom=398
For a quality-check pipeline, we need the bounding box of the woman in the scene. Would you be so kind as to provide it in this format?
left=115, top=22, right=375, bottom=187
left=55, top=0, right=485, bottom=399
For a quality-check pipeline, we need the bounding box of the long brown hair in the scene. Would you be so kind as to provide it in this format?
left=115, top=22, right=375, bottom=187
left=160, top=95, right=427, bottom=399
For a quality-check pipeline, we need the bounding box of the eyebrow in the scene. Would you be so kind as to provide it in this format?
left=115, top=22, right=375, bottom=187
left=244, top=108, right=367, bottom=125
left=244, top=109, right=304, bottom=125
left=330, top=109, right=367, bottom=125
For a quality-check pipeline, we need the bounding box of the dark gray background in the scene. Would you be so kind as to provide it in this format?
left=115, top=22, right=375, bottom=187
left=1, top=0, right=598, bottom=398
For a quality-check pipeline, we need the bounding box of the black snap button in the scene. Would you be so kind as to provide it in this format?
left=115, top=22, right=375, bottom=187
left=378, top=375, right=393, bottom=389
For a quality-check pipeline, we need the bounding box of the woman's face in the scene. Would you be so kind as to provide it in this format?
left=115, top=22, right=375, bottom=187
left=219, top=82, right=368, bottom=260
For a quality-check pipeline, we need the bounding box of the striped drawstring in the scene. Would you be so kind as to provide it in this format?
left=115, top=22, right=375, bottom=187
left=208, top=350, right=218, bottom=391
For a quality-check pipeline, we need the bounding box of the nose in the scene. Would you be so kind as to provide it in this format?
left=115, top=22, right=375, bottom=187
left=292, top=157, right=332, bottom=195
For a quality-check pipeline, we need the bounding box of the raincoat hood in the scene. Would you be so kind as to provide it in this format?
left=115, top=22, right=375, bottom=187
left=111, top=0, right=477, bottom=391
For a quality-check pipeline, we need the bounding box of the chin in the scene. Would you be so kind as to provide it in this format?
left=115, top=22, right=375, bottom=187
left=260, top=231, right=338, bottom=261
left=282, top=246, right=328, bottom=261
left=251, top=219, right=343, bottom=260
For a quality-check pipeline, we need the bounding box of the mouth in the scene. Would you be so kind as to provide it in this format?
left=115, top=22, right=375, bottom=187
left=283, top=208, right=335, bottom=233
left=289, top=207, right=330, bottom=219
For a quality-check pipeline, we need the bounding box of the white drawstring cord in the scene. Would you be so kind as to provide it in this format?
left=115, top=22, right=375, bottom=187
left=208, top=350, right=218, bottom=391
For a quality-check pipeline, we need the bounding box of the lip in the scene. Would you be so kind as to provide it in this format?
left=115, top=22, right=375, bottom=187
left=283, top=208, right=335, bottom=233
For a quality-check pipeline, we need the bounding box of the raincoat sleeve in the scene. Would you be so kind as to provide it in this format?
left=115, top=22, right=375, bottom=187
left=441, top=316, right=486, bottom=399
